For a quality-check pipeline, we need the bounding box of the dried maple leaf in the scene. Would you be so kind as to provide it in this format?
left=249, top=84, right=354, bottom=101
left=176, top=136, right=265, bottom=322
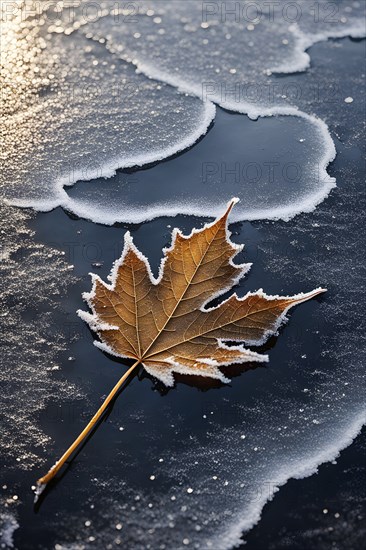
left=35, top=198, right=325, bottom=497
left=78, top=198, right=324, bottom=386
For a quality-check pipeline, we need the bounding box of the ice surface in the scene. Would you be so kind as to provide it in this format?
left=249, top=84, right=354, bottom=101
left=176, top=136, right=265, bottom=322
left=1, top=14, right=214, bottom=211
left=1, top=3, right=365, bottom=549
left=0, top=203, right=81, bottom=468
left=65, top=111, right=337, bottom=224
left=46, top=376, right=365, bottom=550
left=14, top=28, right=363, bottom=550
left=2, top=0, right=365, bottom=223
left=75, top=0, right=365, bottom=115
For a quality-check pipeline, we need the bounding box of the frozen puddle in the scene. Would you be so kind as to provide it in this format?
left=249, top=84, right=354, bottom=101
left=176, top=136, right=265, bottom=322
left=66, top=109, right=336, bottom=224
left=1, top=2, right=365, bottom=549
left=2, top=25, right=215, bottom=212
left=2, top=0, right=365, bottom=223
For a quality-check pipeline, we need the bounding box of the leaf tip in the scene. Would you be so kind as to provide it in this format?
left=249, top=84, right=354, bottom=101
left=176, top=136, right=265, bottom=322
left=88, top=272, right=100, bottom=284
left=308, top=287, right=327, bottom=299
left=217, top=197, right=239, bottom=230
left=77, top=308, right=88, bottom=321
left=226, top=197, right=240, bottom=214
left=124, top=231, right=133, bottom=247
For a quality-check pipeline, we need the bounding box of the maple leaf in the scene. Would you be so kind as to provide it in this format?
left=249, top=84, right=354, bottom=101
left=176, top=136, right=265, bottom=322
left=78, top=198, right=325, bottom=387
left=35, top=198, right=325, bottom=497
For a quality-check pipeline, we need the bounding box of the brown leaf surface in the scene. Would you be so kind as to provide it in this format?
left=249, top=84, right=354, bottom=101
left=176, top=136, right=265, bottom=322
left=79, top=199, right=325, bottom=386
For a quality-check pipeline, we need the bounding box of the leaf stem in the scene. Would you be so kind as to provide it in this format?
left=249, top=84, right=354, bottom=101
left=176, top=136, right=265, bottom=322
left=35, top=359, right=140, bottom=499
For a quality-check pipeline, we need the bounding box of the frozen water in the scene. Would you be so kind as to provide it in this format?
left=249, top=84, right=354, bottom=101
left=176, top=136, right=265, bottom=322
left=0, top=2, right=365, bottom=549
left=74, top=0, right=365, bottom=115
left=0, top=203, right=81, bottom=468
left=1, top=13, right=214, bottom=211
left=66, top=110, right=336, bottom=224
left=2, top=0, right=365, bottom=223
